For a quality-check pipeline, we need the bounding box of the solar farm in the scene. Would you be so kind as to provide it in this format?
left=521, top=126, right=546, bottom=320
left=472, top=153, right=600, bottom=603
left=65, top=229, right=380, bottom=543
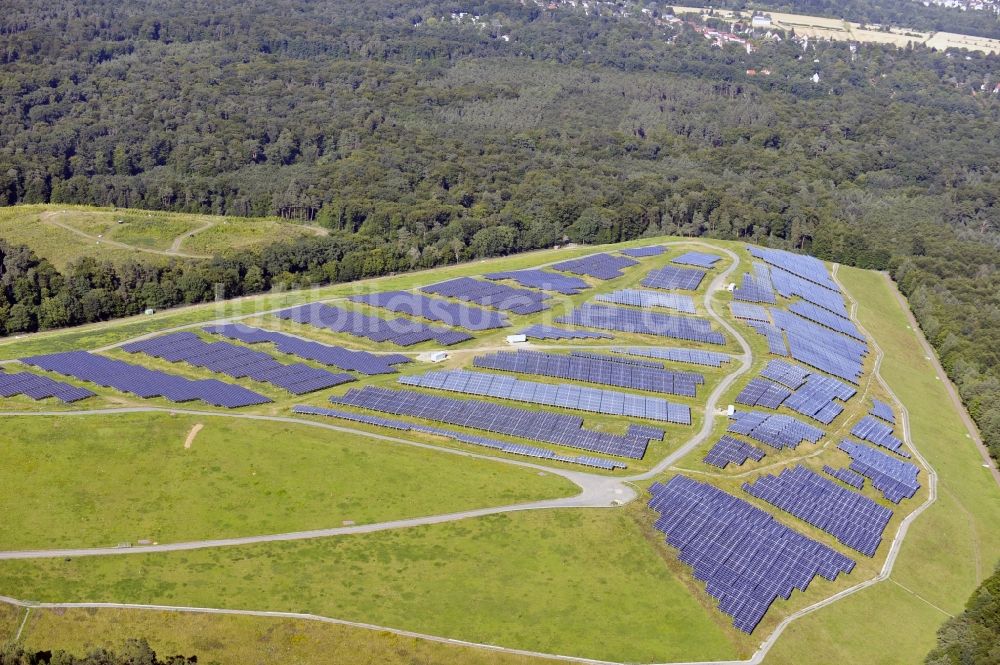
left=0, top=236, right=981, bottom=665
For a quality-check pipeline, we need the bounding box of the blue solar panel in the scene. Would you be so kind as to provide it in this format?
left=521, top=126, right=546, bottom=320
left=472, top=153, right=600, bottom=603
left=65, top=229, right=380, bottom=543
left=557, top=304, right=725, bottom=344
left=733, top=263, right=776, bottom=304
left=473, top=349, right=702, bottom=399
left=421, top=277, right=550, bottom=315
left=350, top=291, right=509, bottom=331
left=648, top=476, right=855, bottom=634
left=823, top=465, right=865, bottom=490
left=728, top=410, right=824, bottom=450
left=552, top=253, right=638, bottom=280
left=838, top=439, right=920, bottom=503
left=621, top=245, right=666, bottom=257
left=483, top=269, right=590, bottom=295
left=613, top=347, right=732, bottom=367
left=703, top=435, right=766, bottom=468
left=870, top=399, right=896, bottom=424
left=275, top=303, right=472, bottom=347
left=400, top=369, right=689, bottom=423
left=329, top=386, right=653, bottom=459
left=672, top=251, right=721, bottom=268
left=518, top=325, right=613, bottom=341
left=851, top=416, right=907, bottom=456
left=641, top=265, right=706, bottom=291
left=731, top=302, right=770, bottom=322
left=742, top=465, right=892, bottom=557
left=293, top=405, right=627, bottom=470
left=748, top=246, right=839, bottom=291
left=0, top=367, right=95, bottom=403
left=21, top=351, right=270, bottom=408
left=595, top=289, right=697, bottom=314
left=122, top=331, right=354, bottom=394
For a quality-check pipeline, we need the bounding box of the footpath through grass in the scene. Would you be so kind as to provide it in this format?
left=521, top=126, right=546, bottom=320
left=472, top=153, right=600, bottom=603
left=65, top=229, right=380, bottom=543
left=0, top=412, right=575, bottom=550
left=0, top=508, right=738, bottom=663
left=763, top=267, right=1000, bottom=665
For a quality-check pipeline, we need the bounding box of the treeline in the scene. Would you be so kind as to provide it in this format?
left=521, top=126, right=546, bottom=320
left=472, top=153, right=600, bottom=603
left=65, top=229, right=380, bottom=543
left=926, top=565, right=1000, bottom=664
left=0, top=638, right=196, bottom=665
left=692, top=0, right=1000, bottom=39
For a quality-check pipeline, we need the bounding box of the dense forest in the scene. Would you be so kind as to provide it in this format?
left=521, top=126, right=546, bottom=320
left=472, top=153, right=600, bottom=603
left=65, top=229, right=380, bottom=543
left=0, top=639, right=196, bottom=665
left=926, top=566, right=1000, bottom=665
left=691, top=0, right=1000, bottom=39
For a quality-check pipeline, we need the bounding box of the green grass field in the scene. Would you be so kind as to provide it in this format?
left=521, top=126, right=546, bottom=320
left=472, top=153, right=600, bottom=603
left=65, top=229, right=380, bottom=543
left=12, top=606, right=562, bottom=665
left=0, top=412, right=575, bottom=550
left=0, top=507, right=739, bottom=663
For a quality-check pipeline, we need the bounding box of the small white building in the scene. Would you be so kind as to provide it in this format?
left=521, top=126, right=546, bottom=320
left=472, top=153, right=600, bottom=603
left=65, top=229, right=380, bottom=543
left=727, top=404, right=736, bottom=416
left=751, top=14, right=771, bottom=28
left=506, top=334, right=528, bottom=344
left=429, top=351, right=448, bottom=363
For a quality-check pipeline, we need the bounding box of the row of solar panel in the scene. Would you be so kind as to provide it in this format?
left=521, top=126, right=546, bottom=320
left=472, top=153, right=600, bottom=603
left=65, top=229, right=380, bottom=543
left=518, top=325, right=613, bottom=341
left=614, top=346, right=732, bottom=367
left=556, top=304, right=725, bottom=344
left=0, top=368, right=95, bottom=403
left=421, top=277, right=550, bottom=315
left=399, top=369, right=691, bottom=423
left=551, top=252, right=638, bottom=280
left=350, top=291, right=509, bottom=331
left=276, top=304, right=472, bottom=346
left=484, top=269, right=590, bottom=295
left=595, top=289, right=697, bottom=314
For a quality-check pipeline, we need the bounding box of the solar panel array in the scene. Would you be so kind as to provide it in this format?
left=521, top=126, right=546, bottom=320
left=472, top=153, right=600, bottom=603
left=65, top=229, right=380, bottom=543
left=557, top=304, right=725, bottom=344
left=552, top=253, right=638, bottom=280
left=736, top=378, right=793, bottom=410
left=733, top=263, right=776, bottom=304
left=483, top=269, right=589, bottom=295
left=729, top=410, right=824, bottom=450
left=421, top=277, right=550, bottom=315
left=731, top=302, right=770, bottom=322
left=870, top=399, right=896, bottom=424
left=275, top=304, right=472, bottom=346
left=640, top=265, right=706, bottom=291
left=770, top=309, right=867, bottom=383
left=595, top=289, right=697, bottom=314
left=570, top=351, right=674, bottom=371
left=823, top=465, right=865, bottom=490
left=748, top=246, right=839, bottom=291
left=518, top=325, right=613, bottom=341
left=122, top=332, right=354, bottom=394
left=789, top=301, right=864, bottom=341
left=330, top=386, right=652, bottom=459
left=742, top=465, right=892, bottom=557
left=621, top=245, right=666, bottom=257
left=614, top=346, right=732, bottom=367
left=749, top=322, right=788, bottom=356
left=628, top=423, right=666, bottom=441
left=760, top=360, right=810, bottom=389
left=473, top=350, right=702, bottom=399
left=349, top=291, right=509, bottom=331
left=21, top=351, right=271, bottom=408
left=781, top=374, right=856, bottom=424
left=672, top=251, right=721, bottom=268
left=0, top=368, right=94, bottom=403
left=838, top=439, right=920, bottom=503
left=293, top=405, right=626, bottom=470
left=399, top=369, right=690, bottom=423
left=703, top=435, right=767, bottom=468
left=203, top=324, right=408, bottom=375
left=648, top=475, right=855, bottom=634
left=851, top=416, right=907, bottom=456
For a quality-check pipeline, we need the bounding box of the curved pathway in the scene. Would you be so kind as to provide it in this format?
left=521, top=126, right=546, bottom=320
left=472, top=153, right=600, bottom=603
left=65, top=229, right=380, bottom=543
left=40, top=210, right=213, bottom=260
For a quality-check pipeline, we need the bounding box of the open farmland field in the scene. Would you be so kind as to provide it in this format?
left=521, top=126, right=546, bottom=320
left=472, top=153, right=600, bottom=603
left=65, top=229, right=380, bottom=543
left=0, top=231, right=995, bottom=664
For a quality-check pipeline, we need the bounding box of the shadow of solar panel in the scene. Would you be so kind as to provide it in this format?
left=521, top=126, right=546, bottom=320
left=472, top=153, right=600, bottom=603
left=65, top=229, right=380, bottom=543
left=328, top=386, right=651, bottom=459
left=649, top=476, right=855, bottom=633
left=483, top=269, right=590, bottom=295
left=742, top=465, right=892, bottom=557
left=21, top=351, right=270, bottom=408
left=518, top=325, right=613, bottom=341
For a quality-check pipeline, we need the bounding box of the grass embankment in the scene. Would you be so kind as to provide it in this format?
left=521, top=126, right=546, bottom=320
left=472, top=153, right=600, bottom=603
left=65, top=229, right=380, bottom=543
left=0, top=412, right=575, bottom=550
left=762, top=267, right=1000, bottom=665
left=0, top=508, right=739, bottom=663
